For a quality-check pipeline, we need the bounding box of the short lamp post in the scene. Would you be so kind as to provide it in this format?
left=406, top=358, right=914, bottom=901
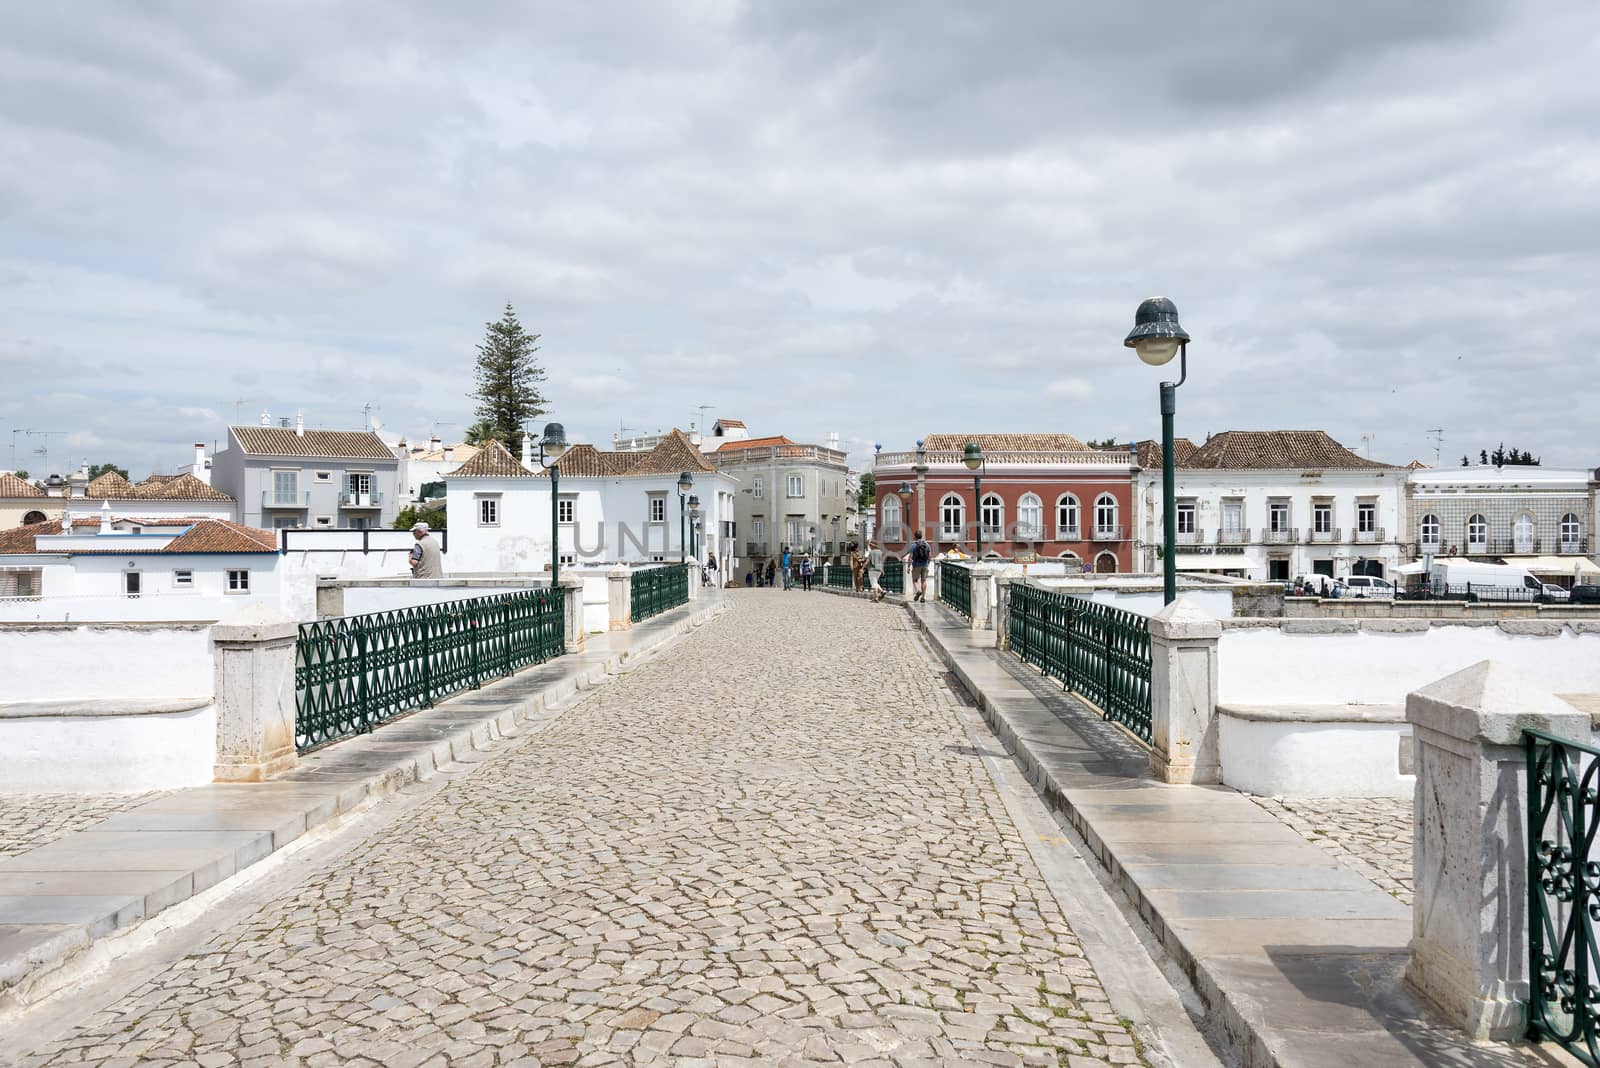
left=897, top=481, right=913, bottom=543
left=688, top=495, right=700, bottom=558
left=962, top=442, right=986, bottom=556
left=537, top=421, right=569, bottom=584
left=1123, top=296, right=1191, bottom=605
left=677, top=471, right=694, bottom=564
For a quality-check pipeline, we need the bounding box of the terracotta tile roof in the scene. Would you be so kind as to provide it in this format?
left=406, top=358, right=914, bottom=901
left=137, top=473, right=235, bottom=501
left=716, top=435, right=795, bottom=452
left=138, top=474, right=178, bottom=486
left=533, top=431, right=721, bottom=481
left=85, top=471, right=136, bottom=497
left=714, top=419, right=745, bottom=429
left=922, top=433, right=1089, bottom=453
left=410, top=442, right=480, bottom=464
left=0, top=472, right=45, bottom=498
left=445, top=440, right=535, bottom=478
left=1405, top=459, right=1430, bottom=469
left=1130, top=439, right=1198, bottom=469
left=543, top=444, right=614, bottom=478
left=0, top=517, right=275, bottom=555
left=1182, top=431, right=1399, bottom=470
left=607, top=451, right=646, bottom=473
left=627, top=429, right=718, bottom=475
left=231, top=426, right=396, bottom=460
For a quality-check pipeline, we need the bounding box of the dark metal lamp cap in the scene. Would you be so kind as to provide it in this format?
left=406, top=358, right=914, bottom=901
left=961, top=442, right=984, bottom=470
left=1123, top=297, right=1189, bottom=347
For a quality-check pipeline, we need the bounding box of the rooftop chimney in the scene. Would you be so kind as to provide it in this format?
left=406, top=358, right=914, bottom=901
left=295, top=411, right=304, bottom=437
left=429, top=433, right=442, bottom=452
left=62, top=512, right=73, bottom=534
left=260, top=410, right=271, bottom=426
left=98, top=499, right=113, bottom=534
left=521, top=433, right=533, bottom=469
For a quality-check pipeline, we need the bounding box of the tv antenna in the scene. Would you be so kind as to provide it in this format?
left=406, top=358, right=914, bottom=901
left=9, top=429, right=66, bottom=472
left=692, top=404, right=715, bottom=434
left=231, top=398, right=252, bottom=424
left=1360, top=433, right=1375, bottom=459
left=1425, top=428, right=1444, bottom=468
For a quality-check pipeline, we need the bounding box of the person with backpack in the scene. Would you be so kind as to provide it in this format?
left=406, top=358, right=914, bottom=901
left=799, top=554, right=814, bottom=591
left=907, top=530, right=932, bottom=602
left=781, top=545, right=793, bottom=590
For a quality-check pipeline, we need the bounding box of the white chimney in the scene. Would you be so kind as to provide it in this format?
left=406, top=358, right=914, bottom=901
left=260, top=410, right=271, bottom=426
left=429, top=433, right=442, bottom=452
left=295, top=411, right=305, bottom=437
left=521, top=433, right=534, bottom=469
left=62, top=512, right=73, bottom=534
left=98, top=499, right=113, bottom=534
left=443, top=446, right=454, bottom=463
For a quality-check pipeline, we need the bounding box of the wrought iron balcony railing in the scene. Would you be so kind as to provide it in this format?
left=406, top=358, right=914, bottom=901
left=338, top=491, right=383, bottom=509
left=1308, top=527, right=1341, bottom=543
left=1175, top=530, right=1202, bottom=545
left=262, top=490, right=310, bottom=509
left=1091, top=526, right=1123, bottom=542
left=1354, top=526, right=1385, bottom=543
left=1055, top=527, right=1081, bottom=542
left=1263, top=527, right=1298, bottom=544
left=746, top=541, right=768, bottom=557
left=1216, top=528, right=1250, bottom=545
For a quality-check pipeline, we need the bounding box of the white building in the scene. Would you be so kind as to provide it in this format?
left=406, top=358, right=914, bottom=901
left=64, top=470, right=239, bottom=522
left=444, top=431, right=739, bottom=576
left=399, top=437, right=479, bottom=504
left=1404, top=465, right=1598, bottom=586
left=1130, top=431, right=1409, bottom=583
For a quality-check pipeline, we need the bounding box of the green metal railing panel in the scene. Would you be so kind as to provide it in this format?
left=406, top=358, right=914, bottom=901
left=631, top=563, right=690, bottom=623
left=882, top=558, right=904, bottom=594
left=1007, top=584, right=1152, bottom=743
left=940, top=563, right=972, bottom=618
left=825, top=565, right=853, bottom=589
left=295, top=588, right=564, bottom=753
left=1527, top=728, right=1600, bottom=1063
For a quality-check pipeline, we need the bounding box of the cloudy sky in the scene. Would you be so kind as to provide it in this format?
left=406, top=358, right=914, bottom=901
left=2, top=1, right=1597, bottom=479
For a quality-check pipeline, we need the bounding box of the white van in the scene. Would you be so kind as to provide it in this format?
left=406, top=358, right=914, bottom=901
left=1427, top=560, right=1545, bottom=601
left=1343, top=575, right=1396, bottom=599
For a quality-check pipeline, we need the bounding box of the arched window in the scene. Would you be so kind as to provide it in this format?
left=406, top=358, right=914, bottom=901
left=22, top=510, right=46, bottom=525
left=1419, top=514, right=1440, bottom=548
left=1094, top=551, right=1118, bottom=573
left=1561, top=514, right=1583, bottom=553
left=1016, top=493, right=1043, bottom=540
left=980, top=493, right=1004, bottom=538
left=1094, top=494, right=1119, bottom=537
left=1513, top=513, right=1535, bottom=554
left=1058, top=551, right=1084, bottom=574
left=1056, top=494, right=1080, bottom=539
left=1466, top=514, right=1487, bottom=551
left=881, top=495, right=902, bottom=539
left=940, top=494, right=964, bottom=541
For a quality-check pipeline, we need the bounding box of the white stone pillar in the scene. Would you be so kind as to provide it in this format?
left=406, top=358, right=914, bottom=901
left=993, top=578, right=1013, bottom=650
left=607, top=567, right=632, bottom=631
left=687, top=562, right=700, bottom=602
left=1147, top=599, right=1221, bottom=785
left=1404, top=660, right=1588, bottom=1040
left=212, top=611, right=299, bottom=783
left=969, top=564, right=995, bottom=630
left=559, top=576, right=585, bottom=653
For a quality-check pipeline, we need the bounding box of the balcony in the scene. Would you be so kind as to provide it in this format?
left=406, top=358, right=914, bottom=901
left=1354, top=526, right=1385, bottom=544
left=745, top=541, right=768, bottom=557
left=339, top=491, right=383, bottom=509
left=1056, top=527, right=1081, bottom=542
left=1217, top=528, right=1251, bottom=545
left=1263, top=527, right=1298, bottom=544
left=1418, top=538, right=1442, bottom=554
left=1308, top=527, right=1341, bottom=544
left=1559, top=537, right=1589, bottom=555
left=940, top=526, right=964, bottom=542
left=1175, top=530, right=1203, bottom=546
left=1091, top=526, right=1123, bottom=542
left=261, top=490, right=310, bottom=510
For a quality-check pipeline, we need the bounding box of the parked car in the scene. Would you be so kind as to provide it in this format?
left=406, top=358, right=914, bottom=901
left=1571, top=585, right=1600, bottom=605
left=1343, top=575, right=1396, bottom=599
left=1541, top=584, right=1570, bottom=603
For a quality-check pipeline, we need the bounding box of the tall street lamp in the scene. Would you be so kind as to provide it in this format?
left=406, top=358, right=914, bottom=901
left=962, top=442, right=986, bottom=556
left=688, top=495, right=700, bottom=558
left=677, top=471, right=694, bottom=564
left=537, top=422, right=569, bottom=584
left=897, top=481, right=913, bottom=544
left=913, top=439, right=928, bottom=542
left=1123, top=296, right=1191, bottom=605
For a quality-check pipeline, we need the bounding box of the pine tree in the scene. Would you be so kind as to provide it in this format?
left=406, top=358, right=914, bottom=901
left=471, top=304, right=547, bottom=443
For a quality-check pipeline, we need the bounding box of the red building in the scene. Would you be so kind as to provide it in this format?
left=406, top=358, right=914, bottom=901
left=872, top=433, right=1136, bottom=572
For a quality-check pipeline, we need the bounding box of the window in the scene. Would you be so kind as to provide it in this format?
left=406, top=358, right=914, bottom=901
left=315, top=471, right=332, bottom=482
left=1222, top=500, right=1243, bottom=532
left=272, top=470, right=298, bottom=505
left=980, top=494, right=1003, bottom=536
left=350, top=517, right=368, bottom=530
left=173, top=570, right=193, bottom=587
left=1357, top=501, right=1376, bottom=534
left=124, top=571, right=142, bottom=596
left=940, top=494, right=965, bottom=539
left=753, top=516, right=765, bottom=541
left=348, top=472, right=371, bottom=496
left=1561, top=514, right=1582, bottom=552
left=1017, top=494, right=1043, bottom=540
left=1175, top=500, right=1197, bottom=535
left=227, top=569, right=250, bottom=593
left=1094, top=494, right=1118, bottom=535
left=478, top=496, right=500, bottom=526
left=1419, top=514, right=1441, bottom=547
left=558, top=498, right=575, bottom=524
left=1094, top=551, right=1118, bottom=574
left=22, top=510, right=46, bottom=525
left=1056, top=495, right=1080, bottom=538
left=559, top=553, right=576, bottom=566
left=273, top=516, right=298, bottom=530
left=1313, top=502, right=1333, bottom=534
left=753, top=477, right=763, bottom=498
left=881, top=495, right=903, bottom=537
left=1514, top=513, right=1535, bottom=553
left=1467, top=514, right=1487, bottom=550
left=5, top=569, right=41, bottom=598
left=649, top=496, right=666, bottom=522
left=315, top=515, right=333, bottom=527
left=786, top=474, right=804, bottom=498
left=1269, top=500, right=1291, bottom=534
left=785, top=518, right=804, bottom=546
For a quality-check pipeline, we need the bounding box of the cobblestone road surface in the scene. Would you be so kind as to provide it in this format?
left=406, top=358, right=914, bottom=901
left=1248, top=796, right=1412, bottom=903
left=0, top=791, right=166, bottom=859
left=23, top=591, right=1142, bottom=1067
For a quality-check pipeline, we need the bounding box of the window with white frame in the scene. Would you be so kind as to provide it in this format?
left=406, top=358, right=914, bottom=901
left=881, top=495, right=903, bottom=537
left=940, top=494, right=965, bottom=539
left=559, top=553, right=576, bottom=566
left=1269, top=500, right=1291, bottom=533
left=315, top=471, right=331, bottom=482
left=1467, top=514, right=1488, bottom=550
left=1357, top=500, right=1376, bottom=534
left=271, top=469, right=298, bottom=505
left=1561, top=513, right=1582, bottom=552
left=753, top=516, right=765, bottom=541
left=1419, top=514, right=1441, bottom=547
left=1056, top=494, right=1080, bottom=538
left=753, top=477, right=763, bottom=498
left=557, top=497, right=575, bottom=524
left=785, top=518, right=804, bottom=546
left=649, top=496, right=666, bottom=522
left=1094, top=494, right=1118, bottom=535
left=1313, top=502, right=1333, bottom=534
left=124, top=571, right=141, bottom=596
left=1175, top=500, right=1196, bottom=535
left=227, top=569, right=250, bottom=592
left=1514, top=513, right=1535, bottom=553
left=1017, top=494, right=1043, bottom=540
left=980, top=494, right=1003, bottom=536
left=1222, top=500, right=1244, bottom=532
left=477, top=496, right=500, bottom=526
left=173, top=569, right=193, bottom=587
left=786, top=474, right=804, bottom=498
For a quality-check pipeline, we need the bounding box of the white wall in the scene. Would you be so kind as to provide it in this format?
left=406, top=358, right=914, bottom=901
left=0, top=623, right=214, bottom=700
left=63, top=498, right=238, bottom=521
left=1, top=704, right=217, bottom=792
left=1218, top=623, right=1600, bottom=706
left=1218, top=715, right=1411, bottom=798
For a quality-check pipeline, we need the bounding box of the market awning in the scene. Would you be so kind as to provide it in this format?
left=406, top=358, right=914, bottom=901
left=1174, top=555, right=1250, bottom=571
left=1393, top=561, right=1428, bottom=576
left=1513, top=555, right=1600, bottom=577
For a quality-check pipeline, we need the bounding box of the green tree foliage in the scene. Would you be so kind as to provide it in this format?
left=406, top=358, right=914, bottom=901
left=393, top=504, right=447, bottom=531
left=463, top=419, right=496, bottom=446
left=12, top=469, right=28, bottom=480
left=471, top=304, right=547, bottom=444
left=1475, top=444, right=1540, bottom=467
left=87, top=462, right=129, bottom=480
left=1085, top=437, right=1121, bottom=449
left=857, top=472, right=876, bottom=510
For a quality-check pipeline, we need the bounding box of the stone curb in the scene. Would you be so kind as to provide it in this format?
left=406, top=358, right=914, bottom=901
left=0, top=596, right=729, bottom=1011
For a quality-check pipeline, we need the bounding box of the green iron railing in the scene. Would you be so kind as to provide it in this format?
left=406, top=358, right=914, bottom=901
left=1007, top=583, right=1152, bottom=743
left=295, top=588, right=565, bottom=753
left=825, top=564, right=854, bottom=589
left=632, top=563, right=689, bottom=623
left=882, top=558, right=904, bottom=594
left=940, top=562, right=972, bottom=618
left=1527, top=728, right=1600, bottom=1062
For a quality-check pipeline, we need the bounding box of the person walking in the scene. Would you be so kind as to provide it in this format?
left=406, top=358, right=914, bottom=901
left=408, top=522, right=443, bottom=578
left=765, top=559, right=776, bottom=588
left=800, top=554, right=814, bottom=591
left=906, top=529, right=931, bottom=602
left=781, top=545, right=793, bottom=590
left=867, top=540, right=886, bottom=602
left=848, top=543, right=864, bottom=592
left=704, top=551, right=718, bottom=587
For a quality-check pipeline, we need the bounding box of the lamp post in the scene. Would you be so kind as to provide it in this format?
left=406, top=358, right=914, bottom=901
left=1123, top=296, right=1191, bottom=605
left=688, top=495, right=700, bottom=558
left=962, top=442, right=986, bottom=556
left=897, top=481, right=913, bottom=544
left=677, top=471, right=694, bottom=564
left=537, top=422, right=569, bottom=585
left=913, top=439, right=928, bottom=542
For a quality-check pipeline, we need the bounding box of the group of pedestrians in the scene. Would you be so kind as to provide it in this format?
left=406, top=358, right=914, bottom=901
left=738, top=531, right=933, bottom=604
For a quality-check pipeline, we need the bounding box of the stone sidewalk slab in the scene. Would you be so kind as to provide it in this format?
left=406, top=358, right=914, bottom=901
left=906, top=598, right=1566, bottom=1068
left=0, top=593, right=727, bottom=1011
